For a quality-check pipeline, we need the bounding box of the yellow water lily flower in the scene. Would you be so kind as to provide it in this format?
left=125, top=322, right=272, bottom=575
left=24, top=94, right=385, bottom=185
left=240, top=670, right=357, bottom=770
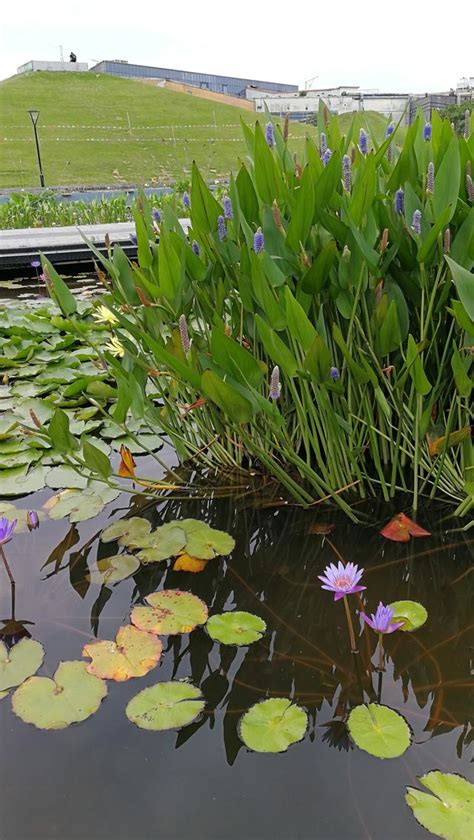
left=105, top=336, right=125, bottom=357
left=93, top=305, right=118, bottom=325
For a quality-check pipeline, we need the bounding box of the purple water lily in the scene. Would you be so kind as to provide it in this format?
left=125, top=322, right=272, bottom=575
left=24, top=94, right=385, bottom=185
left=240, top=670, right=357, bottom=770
left=362, top=602, right=404, bottom=634
left=318, top=561, right=366, bottom=602
left=0, top=517, right=17, bottom=546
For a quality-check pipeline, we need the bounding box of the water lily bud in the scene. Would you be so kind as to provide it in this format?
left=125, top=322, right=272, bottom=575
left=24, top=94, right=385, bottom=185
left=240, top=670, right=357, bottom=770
left=27, top=511, right=39, bottom=531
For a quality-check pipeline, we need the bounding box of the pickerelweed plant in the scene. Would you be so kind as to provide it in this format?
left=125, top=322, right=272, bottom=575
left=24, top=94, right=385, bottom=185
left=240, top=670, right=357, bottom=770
left=45, top=106, right=474, bottom=519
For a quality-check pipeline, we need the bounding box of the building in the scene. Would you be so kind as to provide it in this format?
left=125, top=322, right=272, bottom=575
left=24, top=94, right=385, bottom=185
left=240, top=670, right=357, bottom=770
left=89, top=60, right=297, bottom=99
left=17, top=60, right=88, bottom=74
left=253, top=86, right=411, bottom=124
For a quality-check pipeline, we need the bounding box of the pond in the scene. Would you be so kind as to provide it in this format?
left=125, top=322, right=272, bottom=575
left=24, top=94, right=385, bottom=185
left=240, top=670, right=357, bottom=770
left=1, top=462, right=472, bottom=839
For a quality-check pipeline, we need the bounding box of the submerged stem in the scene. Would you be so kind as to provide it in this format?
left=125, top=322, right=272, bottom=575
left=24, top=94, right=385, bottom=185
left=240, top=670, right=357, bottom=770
left=343, top=595, right=358, bottom=653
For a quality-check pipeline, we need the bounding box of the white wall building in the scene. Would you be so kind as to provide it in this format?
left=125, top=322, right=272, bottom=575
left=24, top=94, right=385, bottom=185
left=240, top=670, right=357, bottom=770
left=253, top=86, right=411, bottom=123
left=17, top=60, right=88, bottom=74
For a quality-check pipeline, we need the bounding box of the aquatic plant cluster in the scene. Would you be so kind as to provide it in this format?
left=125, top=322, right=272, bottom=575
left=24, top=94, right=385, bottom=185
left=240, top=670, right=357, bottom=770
left=45, top=106, right=472, bottom=518
left=0, top=192, right=133, bottom=229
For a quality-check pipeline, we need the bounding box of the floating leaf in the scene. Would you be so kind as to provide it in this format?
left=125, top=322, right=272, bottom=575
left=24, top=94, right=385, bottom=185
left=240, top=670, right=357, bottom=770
left=126, top=681, right=204, bottom=731
left=0, top=639, right=44, bottom=691
left=131, top=589, right=208, bottom=635
left=136, top=523, right=187, bottom=562
left=46, top=465, right=89, bottom=490
left=388, top=600, right=428, bottom=632
left=0, top=690, right=9, bottom=700
left=173, top=553, right=208, bottom=573
left=0, top=465, right=49, bottom=496
left=239, top=699, right=307, bottom=753
left=87, top=554, right=140, bottom=584
left=406, top=771, right=474, bottom=840
left=82, top=625, right=162, bottom=681
left=347, top=703, right=411, bottom=758
left=207, top=611, right=266, bottom=645
left=48, top=489, right=105, bottom=522
left=179, top=519, right=235, bottom=560
left=380, top=512, right=431, bottom=542
left=101, top=517, right=151, bottom=546
left=11, top=660, right=107, bottom=729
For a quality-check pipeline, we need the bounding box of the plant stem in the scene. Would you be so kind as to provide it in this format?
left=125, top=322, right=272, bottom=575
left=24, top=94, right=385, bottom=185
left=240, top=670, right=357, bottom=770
left=377, top=634, right=384, bottom=671
left=343, top=595, right=358, bottom=653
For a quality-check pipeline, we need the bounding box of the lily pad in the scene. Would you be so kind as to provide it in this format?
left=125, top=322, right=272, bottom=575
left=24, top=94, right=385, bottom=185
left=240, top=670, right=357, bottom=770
left=126, top=681, right=204, bottom=731
left=87, top=554, right=140, bottom=584
left=347, top=703, right=411, bottom=758
left=46, top=465, right=89, bottom=490
left=101, top=516, right=151, bottom=547
left=136, top=523, right=187, bottom=563
left=48, top=489, right=106, bottom=522
left=180, top=519, right=235, bottom=560
left=207, top=611, right=266, bottom=645
left=0, top=465, right=49, bottom=496
left=406, top=771, right=474, bottom=840
left=388, top=600, right=428, bottom=632
left=0, top=503, right=44, bottom=533
left=12, top=660, right=107, bottom=730
left=0, top=639, right=44, bottom=691
left=131, top=589, right=208, bottom=635
left=0, top=690, right=9, bottom=700
left=239, top=698, right=307, bottom=753
left=83, top=625, right=162, bottom=682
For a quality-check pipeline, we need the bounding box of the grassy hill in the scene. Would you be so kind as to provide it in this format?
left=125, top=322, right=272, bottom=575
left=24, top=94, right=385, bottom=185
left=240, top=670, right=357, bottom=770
left=0, top=72, right=389, bottom=189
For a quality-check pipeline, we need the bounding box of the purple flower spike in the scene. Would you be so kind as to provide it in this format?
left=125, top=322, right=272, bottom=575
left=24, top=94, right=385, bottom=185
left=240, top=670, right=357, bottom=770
left=217, top=215, right=226, bottom=241
left=31, top=259, right=41, bottom=269
left=322, top=148, right=332, bottom=167
left=359, top=128, right=369, bottom=156
left=178, top=314, right=190, bottom=354
left=269, top=365, right=280, bottom=400
left=152, top=208, right=161, bottom=223
left=385, top=123, right=394, bottom=139
left=395, top=188, right=405, bottom=215
left=183, top=191, right=191, bottom=209
left=318, top=561, right=366, bottom=602
left=342, top=155, right=351, bottom=191
left=0, top=516, right=17, bottom=546
left=265, top=122, right=275, bottom=148
left=362, top=602, right=404, bottom=634
left=330, top=366, right=340, bottom=381
left=427, top=161, right=435, bottom=194
left=223, top=196, right=233, bottom=220
left=423, top=122, right=432, bottom=141
left=411, top=209, right=422, bottom=235
left=253, top=227, right=264, bottom=254
left=320, top=131, right=327, bottom=157
left=191, top=240, right=200, bottom=256
left=27, top=511, right=39, bottom=531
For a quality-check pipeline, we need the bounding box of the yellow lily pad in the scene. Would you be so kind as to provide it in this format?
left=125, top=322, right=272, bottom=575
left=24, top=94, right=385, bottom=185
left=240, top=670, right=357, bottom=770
left=131, top=589, right=208, bottom=635
left=82, top=625, right=162, bottom=682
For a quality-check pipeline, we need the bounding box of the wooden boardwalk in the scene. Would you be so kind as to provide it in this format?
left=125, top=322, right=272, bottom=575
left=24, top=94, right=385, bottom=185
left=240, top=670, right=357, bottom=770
left=0, top=220, right=191, bottom=271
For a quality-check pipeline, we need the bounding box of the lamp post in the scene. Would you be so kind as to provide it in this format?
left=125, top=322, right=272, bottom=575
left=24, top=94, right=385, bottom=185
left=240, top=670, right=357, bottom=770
left=27, top=110, right=45, bottom=188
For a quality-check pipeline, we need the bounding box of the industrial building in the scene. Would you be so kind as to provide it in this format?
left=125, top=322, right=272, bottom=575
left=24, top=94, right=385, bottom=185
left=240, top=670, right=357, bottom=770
left=89, top=59, right=298, bottom=99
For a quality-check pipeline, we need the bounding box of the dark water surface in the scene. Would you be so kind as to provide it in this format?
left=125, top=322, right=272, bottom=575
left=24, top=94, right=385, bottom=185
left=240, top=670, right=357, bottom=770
left=0, top=479, right=473, bottom=840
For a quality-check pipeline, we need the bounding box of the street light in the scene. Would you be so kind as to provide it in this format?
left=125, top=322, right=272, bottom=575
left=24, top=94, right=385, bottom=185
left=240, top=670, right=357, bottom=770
left=27, top=110, right=45, bottom=188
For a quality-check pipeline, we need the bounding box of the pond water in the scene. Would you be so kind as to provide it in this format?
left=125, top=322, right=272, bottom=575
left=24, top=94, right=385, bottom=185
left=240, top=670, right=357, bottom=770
left=1, top=458, right=472, bottom=840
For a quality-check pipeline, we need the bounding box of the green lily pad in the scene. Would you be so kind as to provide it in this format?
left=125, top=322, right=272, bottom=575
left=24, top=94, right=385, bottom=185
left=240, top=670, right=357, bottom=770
left=48, top=489, right=105, bottom=522
left=207, top=611, right=266, bottom=645
left=0, top=416, right=18, bottom=438
left=12, top=397, right=54, bottom=425
left=46, top=466, right=89, bottom=490
left=388, top=600, right=428, bottom=632
left=87, top=553, right=140, bottom=584
left=406, top=771, right=474, bottom=840
left=101, top=516, right=151, bottom=547
left=136, top=523, right=187, bottom=563
left=12, top=661, right=107, bottom=730
left=126, top=681, right=204, bottom=731
left=83, top=625, right=162, bottom=681
left=0, top=639, right=44, bottom=691
left=0, top=465, right=49, bottom=496
left=131, top=589, right=208, bottom=635
left=347, top=703, right=411, bottom=758
left=239, top=699, right=307, bottom=753
left=180, top=519, right=235, bottom=560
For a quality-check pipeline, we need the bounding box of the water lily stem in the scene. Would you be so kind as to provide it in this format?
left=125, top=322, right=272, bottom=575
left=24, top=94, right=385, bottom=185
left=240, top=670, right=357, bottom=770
left=377, top=634, right=385, bottom=671
left=343, top=595, right=358, bottom=653
left=0, top=546, right=16, bottom=614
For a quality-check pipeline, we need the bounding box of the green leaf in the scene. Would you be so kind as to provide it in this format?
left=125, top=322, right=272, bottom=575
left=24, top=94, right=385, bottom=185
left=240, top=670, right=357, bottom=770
left=433, top=137, right=461, bottom=224
left=87, top=554, right=141, bottom=584
left=46, top=466, right=89, bottom=490
left=445, top=256, right=474, bottom=321
left=0, top=465, right=49, bottom=496
left=255, top=315, right=298, bottom=376
left=303, top=334, right=332, bottom=382
left=49, top=409, right=78, bottom=454
left=347, top=703, right=411, bottom=758
left=191, top=161, right=221, bottom=234
left=0, top=639, right=44, bottom=692
left=49, top=487, right=118, bottom=522
left=207, top=611, right=266, bottom=645
left=210, top=329, right=263, bottom=389
left=285, top=166, right=315, bottom=252
left=451, top=348, right=472, bottom=397
left=179, top=519, right=235, bottom=559
left=388, top=600, right=428, bottom=631
left=126, top=681, right=204, bottom=731
left=136, top=523, right=187, bottom=562
left=101, top=516, right=151, bottom=546
left=83, top=625, right=162, bottom=681
left=41, top=256, right=77, bottom=316
left=406, top=335, right=432, bottom=395
left=254, top=121, right=283, bottom=205
left=378, top=299, right=402, bottom=356
left=239, top=699, right=307, bottom=753
left=82, top=438, right=113, bottom=479
left=12, top=660, right=107, bottom=730
left=283, top=287, right=316, bottom=353
left=301, top=240, right=338, bottom=294
left=406, top=771, right=474, bottom=840
left=201, top=369, right=254, bottom=424
left=131, top=589, right=208, bottom=635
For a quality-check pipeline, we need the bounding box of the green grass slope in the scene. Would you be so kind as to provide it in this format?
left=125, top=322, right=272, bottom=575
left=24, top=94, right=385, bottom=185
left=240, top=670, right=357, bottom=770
left=0, top=72, right=390, bottom=189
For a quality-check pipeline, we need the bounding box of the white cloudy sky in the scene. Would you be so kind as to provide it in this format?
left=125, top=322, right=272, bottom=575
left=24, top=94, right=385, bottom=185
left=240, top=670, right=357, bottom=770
left=1, top=0, right=470, bottom=91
